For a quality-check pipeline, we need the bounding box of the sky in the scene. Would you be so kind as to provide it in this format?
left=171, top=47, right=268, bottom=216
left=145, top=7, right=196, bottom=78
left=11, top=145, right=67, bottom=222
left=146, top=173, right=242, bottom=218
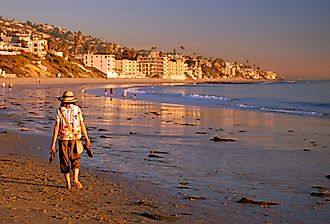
left=1, top=0, right=330, bottom=80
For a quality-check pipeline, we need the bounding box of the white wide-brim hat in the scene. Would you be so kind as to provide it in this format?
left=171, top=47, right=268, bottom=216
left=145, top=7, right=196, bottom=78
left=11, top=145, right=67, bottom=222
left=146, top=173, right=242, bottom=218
left=58, top=90, right=77, bottom=103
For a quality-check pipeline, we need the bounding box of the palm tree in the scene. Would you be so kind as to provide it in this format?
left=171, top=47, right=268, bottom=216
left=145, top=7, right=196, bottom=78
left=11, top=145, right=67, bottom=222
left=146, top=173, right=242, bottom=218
left=180, top=45, right=184, bottom=53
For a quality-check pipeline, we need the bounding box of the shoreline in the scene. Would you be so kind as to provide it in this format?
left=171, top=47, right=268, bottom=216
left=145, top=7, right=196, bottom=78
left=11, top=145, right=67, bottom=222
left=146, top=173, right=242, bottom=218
left=1, top=77, right=269, bottom=86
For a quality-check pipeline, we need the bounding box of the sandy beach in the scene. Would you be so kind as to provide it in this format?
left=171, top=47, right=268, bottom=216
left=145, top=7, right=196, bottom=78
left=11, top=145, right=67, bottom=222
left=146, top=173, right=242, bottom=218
left=1, top=77, right=265, bottom=86
left=1, top=78, right=330, bottom=223
left=0, top=132, right=196, bottom=223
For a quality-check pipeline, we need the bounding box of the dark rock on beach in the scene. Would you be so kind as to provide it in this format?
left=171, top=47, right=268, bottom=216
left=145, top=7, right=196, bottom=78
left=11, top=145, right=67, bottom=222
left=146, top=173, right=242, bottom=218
left=148, top=153, right=163, bottom=159
left=210, top=136, right=236, bottom=142
left=237, top=197, right=278, bottom=207
left=131, top=211, right=176, bottom=222
left=183, top=195, right=207, bottom=201
left=310, top=191, right=330, bottom=197
left=150, top=111, right=161, bottom=116
left=195, top=131, right=207, bottom=134
left=99, top=135, right=113, bottom=138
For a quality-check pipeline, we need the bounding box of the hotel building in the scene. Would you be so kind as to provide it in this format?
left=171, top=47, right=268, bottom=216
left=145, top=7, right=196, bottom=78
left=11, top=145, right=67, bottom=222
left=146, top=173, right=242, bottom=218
left=83, top=54, right=117, bottom=78
left=163, top=57, right=187, bottom=80
left=137, top=51, right=166, bottom=78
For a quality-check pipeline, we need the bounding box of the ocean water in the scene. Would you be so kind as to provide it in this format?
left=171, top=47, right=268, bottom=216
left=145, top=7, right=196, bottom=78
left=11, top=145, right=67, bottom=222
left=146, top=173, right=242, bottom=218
left=117, top=80, right=330, bottom=118
left=85, top=80, right=330, bottom=222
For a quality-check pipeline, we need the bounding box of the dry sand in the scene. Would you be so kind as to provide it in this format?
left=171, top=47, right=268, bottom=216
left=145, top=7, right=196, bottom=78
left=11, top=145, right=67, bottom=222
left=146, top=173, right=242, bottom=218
left=1, top=77, right=330, bottom=223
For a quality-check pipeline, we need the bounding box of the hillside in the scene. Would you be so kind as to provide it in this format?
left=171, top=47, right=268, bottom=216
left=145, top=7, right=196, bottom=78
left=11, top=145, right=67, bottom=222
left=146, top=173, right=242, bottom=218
left=0, top=17, right=277, bottom=80
left=0, top=54, right=105, bottom=78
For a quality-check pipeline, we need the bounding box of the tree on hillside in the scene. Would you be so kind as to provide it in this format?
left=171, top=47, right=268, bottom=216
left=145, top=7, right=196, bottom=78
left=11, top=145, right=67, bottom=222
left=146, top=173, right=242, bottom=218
left=57, top=41, right=70, bottom=57
left=74, top=31, right=84, bottom=55
left=185, top=58, right=196, bottom=68
left=115, top=51, right=123, bottom=60
left=180, top=45, right=185, bottom=53
left=47, top=38, right=57, bottom=51
left=104, top=43, right=113, bottom=54
left=122, top=48, right=138, bottom=60
left=88, top=45, right=96, bottom=54
left=112, top=43, right=120, bottom=52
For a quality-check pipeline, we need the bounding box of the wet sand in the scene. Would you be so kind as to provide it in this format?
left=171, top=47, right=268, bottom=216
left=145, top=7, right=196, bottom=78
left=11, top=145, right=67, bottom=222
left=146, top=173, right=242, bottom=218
left=1, top=78, right=330, bottom=223
left=0, top=132, right=197, bottom=223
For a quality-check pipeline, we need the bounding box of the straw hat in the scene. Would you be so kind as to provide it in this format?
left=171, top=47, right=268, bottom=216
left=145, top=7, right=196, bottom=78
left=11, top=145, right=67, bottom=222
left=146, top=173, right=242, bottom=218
left=58, top=90, right=77, bottom=103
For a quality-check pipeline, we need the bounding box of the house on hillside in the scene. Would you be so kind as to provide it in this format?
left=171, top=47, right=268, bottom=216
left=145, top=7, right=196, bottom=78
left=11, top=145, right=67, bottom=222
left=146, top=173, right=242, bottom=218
left=27, top=38, right=47, bottom=57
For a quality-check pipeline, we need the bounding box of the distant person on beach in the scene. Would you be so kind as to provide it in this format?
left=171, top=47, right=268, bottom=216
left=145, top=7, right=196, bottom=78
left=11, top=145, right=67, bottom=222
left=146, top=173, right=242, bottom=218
left=122, top=88, right=127, bottom=98
left=1, top=82, right=5, bottom=88
left=105, top=88, right=108, bottom=97
left=81, top=84, right=85, bottom=94
left=8, top=82, right=13, bottom=90
left=50, top=90, right=91, bottom=189
left=109, top=88, right=114, bottom=96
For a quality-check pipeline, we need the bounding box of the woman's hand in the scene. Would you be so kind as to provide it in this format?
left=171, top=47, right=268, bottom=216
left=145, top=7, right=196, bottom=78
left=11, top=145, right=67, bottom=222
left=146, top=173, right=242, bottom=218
left=85, top=138, right=91, bottom=146
left=49, top=145, right=57, bottom=164
left=51, top=144, right=57, bottom=153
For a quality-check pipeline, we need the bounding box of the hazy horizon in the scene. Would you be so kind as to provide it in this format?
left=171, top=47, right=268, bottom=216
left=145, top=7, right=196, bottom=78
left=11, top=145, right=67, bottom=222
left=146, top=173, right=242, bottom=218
left=1, top=0, right=329, bottom=80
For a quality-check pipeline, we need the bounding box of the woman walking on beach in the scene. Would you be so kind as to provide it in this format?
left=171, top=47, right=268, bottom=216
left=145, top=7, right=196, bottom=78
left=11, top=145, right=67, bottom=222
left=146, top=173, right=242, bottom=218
left=50, top=90, right=91, bottom=189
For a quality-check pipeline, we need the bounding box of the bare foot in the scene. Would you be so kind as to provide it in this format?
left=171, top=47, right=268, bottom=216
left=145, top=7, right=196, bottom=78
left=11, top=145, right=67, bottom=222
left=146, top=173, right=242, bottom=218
left=66, top=184, right=72, bottom=190
left=74, top=180, right=83, bottom=189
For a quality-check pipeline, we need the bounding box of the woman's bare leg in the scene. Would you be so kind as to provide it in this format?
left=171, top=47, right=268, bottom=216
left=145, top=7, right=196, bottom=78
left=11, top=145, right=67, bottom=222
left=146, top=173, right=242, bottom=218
left=64, top=173, right=71, bottom=189
left=73, top=168, right=83, bottom=189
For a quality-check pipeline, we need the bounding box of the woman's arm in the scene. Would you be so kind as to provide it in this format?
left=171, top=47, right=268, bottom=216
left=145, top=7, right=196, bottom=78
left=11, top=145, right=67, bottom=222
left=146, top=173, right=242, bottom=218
left=80, top=120, right=91, bottom=145
left=51, top=121, right=59, bottom=152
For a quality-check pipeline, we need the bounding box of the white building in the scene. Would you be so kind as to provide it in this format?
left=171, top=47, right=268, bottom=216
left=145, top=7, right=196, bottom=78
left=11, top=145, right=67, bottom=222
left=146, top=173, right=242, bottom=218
left=137, top=51, right=166, bottom=78
left=122, top=59, right=140, bottom=77
left=83, top=54, right=118, bottom=78
left=115, top=59, right=145, bottom=78
left=263, top=70, right=277, bottom=80
left=27, top=39, right=47, bottom=57
left=163, top=58, right=187, bottom=80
